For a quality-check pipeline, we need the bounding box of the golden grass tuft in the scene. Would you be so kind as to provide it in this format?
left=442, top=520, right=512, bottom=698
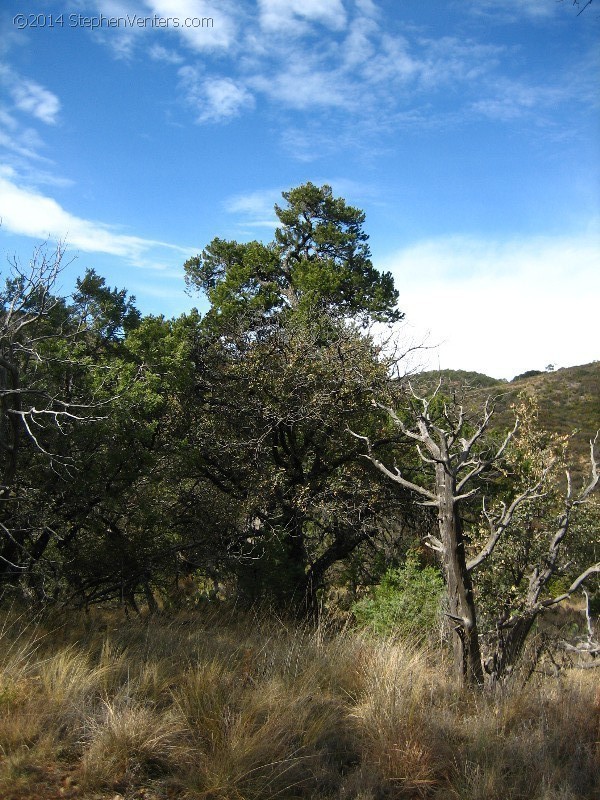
left=79, top=700, right=186, bottom=790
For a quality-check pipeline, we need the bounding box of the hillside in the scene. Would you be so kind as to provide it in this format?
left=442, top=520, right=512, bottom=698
left=412, top=361, right=600, bottom=466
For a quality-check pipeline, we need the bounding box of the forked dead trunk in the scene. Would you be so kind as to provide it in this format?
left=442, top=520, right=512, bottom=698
left=436, top=463, right=484, bottom=687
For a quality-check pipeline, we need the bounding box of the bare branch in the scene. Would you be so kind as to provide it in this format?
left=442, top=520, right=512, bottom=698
left=362, top=454, right=438, bottom=502
left=456, top=416, right=519, bottom=493
left=577, top=432, right=600, bottom=503
left=561, top=0, right=594, bottom=15
left=372, top=400, right=426, bottom=443
left=456, top=397, right=494, bottom=457
left=348, top=426, right=437, bottom=501
left=540, top=563, right=600, bottom=609
left=467, top=467, right=550, bottom=572
left=454, top=487, right=480, bottom=502
left=423, top=533, right=444, bottom=553
left=407, top=378, right=442, bottom=405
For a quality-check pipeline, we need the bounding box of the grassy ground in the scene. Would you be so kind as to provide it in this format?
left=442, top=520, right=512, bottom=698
left=0, top=606, right=597, bottom=800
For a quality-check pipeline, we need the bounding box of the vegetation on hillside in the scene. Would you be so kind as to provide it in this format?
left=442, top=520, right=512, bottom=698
left=414, top=362, right=600, bottom=466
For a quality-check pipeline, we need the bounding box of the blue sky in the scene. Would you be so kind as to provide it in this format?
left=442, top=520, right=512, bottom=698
left=0, top=0, right=598, bottom=378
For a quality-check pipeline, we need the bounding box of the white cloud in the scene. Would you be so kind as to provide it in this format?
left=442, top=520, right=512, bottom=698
left=224, top=188, right=280, bottom=228
left=91, top=0, right=235, bottom=59
left=0, top=107, right=17, bottom=132
left=224, top=179, right=377, bottom=230
left=0, top=175, right=189, bottom=265
left=143, top=0, right=237, bottom=51
left=0, top=65, right=60, bottom=125
left=415, top=37, right=503, bottom=89
left=95, top=0, right=145, bottom=15
left=247, top=27, right=503, bottom=122
left=0, top=124, right=47, bottom=163
left=469, top=0, right=556, bottom=20
left=250, top=55, right=351, bottom=110
left=0, top=67, right=62, bottom=176
left=354, top=0, right=379, bottom=17
left=342, top=16, right=378, bottom=68
left=179, top=67, right=254, bottom=122
left=382, top=232, right=600, bottom=379
left=11, top=79, right=61, bottom=125
left=148, top=43, right=184, bottom=63
left=359, top=34, right=419, bottom=85
left=472, top=79, right=565, bottom=121
left=87, top=1, right=143, bottom=59
left=0, top=164, right=16, bottom=180
left=258, top=0, right=347, bottom=33
left=84, top=0, right=591, bottom=141
left=201, top=77, right=254, bottom=122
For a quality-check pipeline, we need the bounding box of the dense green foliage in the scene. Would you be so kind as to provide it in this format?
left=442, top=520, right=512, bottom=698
left=0, top=186, right=411, bottom=613
left=1, top=186, right=597, bottom=690
left=184, top=182, right=401, bottom=330
left=352, top=552, right=444, bottom=638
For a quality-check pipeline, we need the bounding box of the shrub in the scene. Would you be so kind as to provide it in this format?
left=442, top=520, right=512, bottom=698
left=351, top=552, right=444, bottom=639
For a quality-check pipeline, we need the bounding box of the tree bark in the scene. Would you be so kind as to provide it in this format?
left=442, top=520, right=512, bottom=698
left=486, top=615, right=535, bottom=685
left=436, top=463, right=484, bottom=687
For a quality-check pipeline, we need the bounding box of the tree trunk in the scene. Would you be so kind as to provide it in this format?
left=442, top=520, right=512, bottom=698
left=487, top=614, right=536, bottom=686
left=437, top=463, right=484, bottom=687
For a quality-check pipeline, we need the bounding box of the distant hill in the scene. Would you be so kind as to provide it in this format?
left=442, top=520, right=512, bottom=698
left=411, top=362, right=600, bottom=468
left=409, top=368, right=503, bottom=392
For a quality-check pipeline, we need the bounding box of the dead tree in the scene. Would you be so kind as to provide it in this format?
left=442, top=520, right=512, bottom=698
left=0, top=242, right=101, bottom=590
left=351, top=385, right=599, bottom=688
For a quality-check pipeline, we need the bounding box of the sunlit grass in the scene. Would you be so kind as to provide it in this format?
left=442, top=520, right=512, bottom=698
left=0, top=606, right=597, bottom=799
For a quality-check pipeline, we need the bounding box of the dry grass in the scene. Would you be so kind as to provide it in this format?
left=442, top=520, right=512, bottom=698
left=0, top=607, right=597, bottom=800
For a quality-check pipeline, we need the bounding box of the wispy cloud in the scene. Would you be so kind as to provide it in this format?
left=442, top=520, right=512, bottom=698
left=472, top=79, right=568, bottom=121
left=144, top=0, right=237, bottom=51
left=354, top=0, right=379, bottom=18
left=178, top=66, right=254, bottom=122
left=224, top=188, right=281, bottom=228
left=382, top=231, right=600, bottom=379
left=0, top=65, right=61, bottom=125
left=468, top=0, right=557, bottom=20
left=223, top=179, right=379, bottom=231
left=249, top=57, right=352, bottom=111
left=90, top=0, right=235, bottom=60
left=248, top=30, right=502, bottom=121
left=82, top=0, right=595, bottom=156
left=89, top=1, right=504, bottom=117
left=148, top=43, right=184, bottom=63
left=257, top=0, right=347, bottom=34
left=0, top=174, right=189, bottom=266
left=11, top=79, right=61, bottom=124
left=200, top=77, right=254, bottom=122
left=0, top=65, right=63, bottom=176
left=0, top=163, right=73, bottom=190
left=0, top=120, right=47, bottom=163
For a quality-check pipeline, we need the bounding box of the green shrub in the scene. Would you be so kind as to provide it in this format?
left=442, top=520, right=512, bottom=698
left=351, top=553, right=444, bottom=639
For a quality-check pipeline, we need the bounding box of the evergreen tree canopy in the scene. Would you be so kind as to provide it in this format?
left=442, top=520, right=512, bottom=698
left=184, top=183, right=401, bottom=327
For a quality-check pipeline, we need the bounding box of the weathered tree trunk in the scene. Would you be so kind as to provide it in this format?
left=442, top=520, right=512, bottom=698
left=487, top=614, right=536, bottom=686
left=437, top=463, right=484, bottom=687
